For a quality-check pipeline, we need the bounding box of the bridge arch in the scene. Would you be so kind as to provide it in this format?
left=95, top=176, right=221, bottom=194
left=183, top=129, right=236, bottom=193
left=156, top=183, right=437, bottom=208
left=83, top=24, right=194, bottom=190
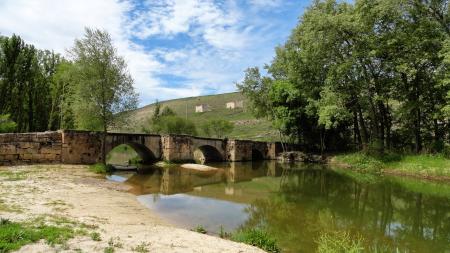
left=106, top=142, right=156, bottom=165
left=193, top=145, right=223, bottom=164
left=251, top=148, right=264, bottom=161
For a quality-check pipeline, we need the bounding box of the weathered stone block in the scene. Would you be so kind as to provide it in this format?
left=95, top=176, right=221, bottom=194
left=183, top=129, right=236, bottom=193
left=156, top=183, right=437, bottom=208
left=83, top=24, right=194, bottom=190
left=0, top=144, right=17, bottom=155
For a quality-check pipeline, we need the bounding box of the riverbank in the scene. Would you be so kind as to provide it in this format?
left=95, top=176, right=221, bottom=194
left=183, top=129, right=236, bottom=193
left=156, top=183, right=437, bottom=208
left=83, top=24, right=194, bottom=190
left=0, top=165, right=263, bottom=253
left=331, top=153, right=450, bottom=182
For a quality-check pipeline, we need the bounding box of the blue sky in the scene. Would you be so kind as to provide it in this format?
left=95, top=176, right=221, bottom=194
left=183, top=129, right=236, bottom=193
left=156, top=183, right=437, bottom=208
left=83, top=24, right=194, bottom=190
left=0, top=0, right=309, bottom=106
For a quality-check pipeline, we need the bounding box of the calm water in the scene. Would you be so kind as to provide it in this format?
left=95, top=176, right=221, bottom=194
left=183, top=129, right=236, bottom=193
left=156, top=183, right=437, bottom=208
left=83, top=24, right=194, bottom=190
left=107, top=162, right=450, bottom=253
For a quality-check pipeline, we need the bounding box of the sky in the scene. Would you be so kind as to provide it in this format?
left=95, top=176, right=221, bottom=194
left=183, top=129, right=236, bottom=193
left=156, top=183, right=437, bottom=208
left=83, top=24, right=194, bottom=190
left=0, top=0, right=309, bottom=106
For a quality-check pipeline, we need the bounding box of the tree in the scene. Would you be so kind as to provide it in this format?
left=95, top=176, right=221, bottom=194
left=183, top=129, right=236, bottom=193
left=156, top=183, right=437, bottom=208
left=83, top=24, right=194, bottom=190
left=0, top=114, right=17, bottom=133
left=201, top=119, right=234, bottom=138
left=238, top=0, right=449, bottom=153
left=69, top=28, right=138, bottom=163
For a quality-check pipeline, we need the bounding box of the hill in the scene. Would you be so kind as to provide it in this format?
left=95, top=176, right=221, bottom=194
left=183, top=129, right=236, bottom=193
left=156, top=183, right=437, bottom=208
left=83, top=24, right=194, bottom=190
left=124, top=92, right=279, bottom=142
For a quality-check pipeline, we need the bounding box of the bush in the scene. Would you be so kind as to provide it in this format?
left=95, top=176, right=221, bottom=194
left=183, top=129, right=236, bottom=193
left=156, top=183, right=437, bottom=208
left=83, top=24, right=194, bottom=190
left=0, top=114, right=17, bottom=133
left=201, top=119, right=234, bottom=138
left=89, top=163, right=114, bottom=174
left=231, top=228, right=280, bottom=253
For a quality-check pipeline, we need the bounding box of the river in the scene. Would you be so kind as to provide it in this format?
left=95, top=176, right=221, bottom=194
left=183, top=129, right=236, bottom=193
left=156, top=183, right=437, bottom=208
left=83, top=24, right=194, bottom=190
left=107, top=161, right=450, bottom=253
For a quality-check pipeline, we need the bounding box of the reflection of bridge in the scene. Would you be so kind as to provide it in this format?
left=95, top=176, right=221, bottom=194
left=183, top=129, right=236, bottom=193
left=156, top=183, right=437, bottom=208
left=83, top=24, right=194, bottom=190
left=0, top=130, right=284, bottom=165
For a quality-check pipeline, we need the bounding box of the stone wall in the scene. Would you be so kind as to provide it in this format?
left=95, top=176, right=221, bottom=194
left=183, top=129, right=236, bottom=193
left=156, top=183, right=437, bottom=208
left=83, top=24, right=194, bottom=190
left=0, top=131, right=285, bottom=165
left=61, top=130, right=102, bottom=164
left=0, top=131, right=62, bottom=165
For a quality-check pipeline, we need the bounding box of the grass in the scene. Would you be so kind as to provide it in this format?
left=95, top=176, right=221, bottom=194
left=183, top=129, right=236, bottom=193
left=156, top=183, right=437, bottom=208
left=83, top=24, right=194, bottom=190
left=131, top=242, right=151, bottom=253
left=192, top=225, right=207, bottom=234
left=0, top=171, right=28, bottom=181
left=0, top=215, right=104, bottom=252
left=0, top=218, right=78, bottom=252
left=90, top=232, right=101, bottom=241
left=334, top=152, right=450, bottom=178
left=123, top=92, right=279, bottom=142
left=89, top=163, right=114, bottom=174
left=316, top=231, right=364, bottom=253
left=231, top=228, right=281, bottom=253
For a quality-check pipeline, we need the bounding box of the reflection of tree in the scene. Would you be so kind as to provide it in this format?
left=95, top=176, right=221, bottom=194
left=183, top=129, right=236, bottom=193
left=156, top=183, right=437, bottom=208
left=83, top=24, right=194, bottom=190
left=240, top=169, right=450, bottom=253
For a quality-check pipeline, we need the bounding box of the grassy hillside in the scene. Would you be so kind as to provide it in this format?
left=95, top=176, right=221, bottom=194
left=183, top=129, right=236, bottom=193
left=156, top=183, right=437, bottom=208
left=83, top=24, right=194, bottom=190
left=123, top=92, right=279, bottom=142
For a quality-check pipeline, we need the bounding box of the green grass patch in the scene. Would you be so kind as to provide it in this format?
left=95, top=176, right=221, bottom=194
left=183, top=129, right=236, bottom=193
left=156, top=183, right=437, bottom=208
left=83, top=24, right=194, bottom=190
left=334, top=153, right=450, bottom=178
left=89, top=163, right=114, bottom=174
left=0, top=218, right=79, bottom=252
left=0, top=171, right=28, bottom=181
left=231, top=228, right=281, bottom=253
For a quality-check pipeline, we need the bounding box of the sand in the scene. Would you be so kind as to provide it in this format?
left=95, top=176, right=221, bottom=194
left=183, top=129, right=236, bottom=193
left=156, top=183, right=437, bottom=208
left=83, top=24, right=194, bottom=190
left=0, top=165, right=263, bottom=253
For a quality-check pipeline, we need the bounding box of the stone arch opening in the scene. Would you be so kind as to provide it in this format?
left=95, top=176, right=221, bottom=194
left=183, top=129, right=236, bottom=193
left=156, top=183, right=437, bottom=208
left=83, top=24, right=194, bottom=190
left=193, top=145, right=223, bottom=164
left=251, top=149, right=264, bottom=161
left=106, top=143, right=156, bottom=166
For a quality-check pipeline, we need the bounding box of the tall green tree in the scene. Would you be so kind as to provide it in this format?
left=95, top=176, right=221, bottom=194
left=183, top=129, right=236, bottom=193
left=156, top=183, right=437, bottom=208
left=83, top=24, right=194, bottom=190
left=69, top=28, right=138, bottom=162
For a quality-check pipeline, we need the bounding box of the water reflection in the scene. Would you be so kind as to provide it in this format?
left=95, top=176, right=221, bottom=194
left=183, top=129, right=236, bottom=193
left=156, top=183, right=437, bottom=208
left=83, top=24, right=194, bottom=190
left=110, top=162, right=450, bottom=253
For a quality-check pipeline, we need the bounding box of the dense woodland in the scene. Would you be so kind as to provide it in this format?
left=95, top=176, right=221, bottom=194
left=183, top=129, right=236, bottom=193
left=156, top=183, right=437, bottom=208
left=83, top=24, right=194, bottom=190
left=0, top=28, right=138, bottom=135
left=238, top=0, right=450, bottom=154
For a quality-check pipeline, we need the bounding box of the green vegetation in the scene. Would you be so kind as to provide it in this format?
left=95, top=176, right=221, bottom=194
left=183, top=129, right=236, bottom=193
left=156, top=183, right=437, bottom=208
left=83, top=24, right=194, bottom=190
left=192, top=225, right=207, bottom=234
left=90, top=232, right=102, bottom=241
left=143, top=102, right=197, bottom=135
left=0, top=114, right=16, bottom=133
left=335, top=153, right=450, bottom=178
left=201, top=119, right=234, bottom=138
left=231, top=228, right=281, bottom=253
left=131, top=242, right=151, bottom=253
left=316, top=231, right=364, bottom=253
left=0, top=218, right=80, bottom=252
left=237, top=0, right=450, bottom=154
left=89, top=163, right=114, bottom=174
left=127, top=92, right=278, bottom=141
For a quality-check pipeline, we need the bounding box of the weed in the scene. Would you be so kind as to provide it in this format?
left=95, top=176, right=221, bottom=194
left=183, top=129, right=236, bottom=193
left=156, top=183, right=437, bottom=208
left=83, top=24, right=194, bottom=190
left=192, top=225, right=207, bottom=234
left=231, top=228, right=280, bottom=253
left=89, top=163, right=114, bottom=174
left=0, top=219, right=78, bottom=252
left=132, top=242, right=151, bottom=253
left=219, top=225, right=231, bottom=239
left=90, top=232, right=102, bottom=241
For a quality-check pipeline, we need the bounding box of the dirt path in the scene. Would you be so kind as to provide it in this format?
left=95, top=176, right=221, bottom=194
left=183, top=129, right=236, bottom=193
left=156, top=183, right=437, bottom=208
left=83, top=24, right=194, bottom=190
left=0, top=165, right=263, bottom=253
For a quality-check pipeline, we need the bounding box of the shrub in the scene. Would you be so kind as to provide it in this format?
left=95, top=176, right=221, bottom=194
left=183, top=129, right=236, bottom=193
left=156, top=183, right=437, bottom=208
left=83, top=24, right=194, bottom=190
left=231, top=228, right=280, bottom=253
left=201, top=119, right=234, bottom=138
left=192, top=225, right=207, bottom=234
left=89, top=163, right=114, bottom=174
left=0, top=114, right=16, bottom=133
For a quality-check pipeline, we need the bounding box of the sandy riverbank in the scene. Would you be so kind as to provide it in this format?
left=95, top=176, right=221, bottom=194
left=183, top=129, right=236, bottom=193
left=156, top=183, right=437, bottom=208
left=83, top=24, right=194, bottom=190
left=0, top=165, right=263, bottom=253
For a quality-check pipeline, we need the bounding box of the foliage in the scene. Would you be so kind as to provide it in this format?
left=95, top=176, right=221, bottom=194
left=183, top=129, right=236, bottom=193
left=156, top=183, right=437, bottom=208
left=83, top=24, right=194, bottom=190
left=201, top=119, right=234, bottom=138
left=143, top=106, right=197, bottom=135
left=0, top=114, right=16, bottom=133
left=335, top=153, right=450, bottom=177
left=69, top=28, right=138, bottom=132
left=0, top=219, right=77, bottom=252
left=90, top=232, right=102, bottom=241
left=192, top=225, right=207, bottom=234
left=231, top=228, right=281, bottom=253
left=0, top=35, right=63, bottom=132
left=89, top=163, right=114, bottom=174
left=237, top=0, right=450, bottom=153
left=131, top=242, right=151, bottom=253
left=316, top=231, right=364, bottom=253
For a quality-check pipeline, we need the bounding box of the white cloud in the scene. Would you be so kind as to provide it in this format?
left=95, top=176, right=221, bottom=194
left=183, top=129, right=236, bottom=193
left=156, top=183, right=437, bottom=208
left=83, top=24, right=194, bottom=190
left=249, top=0, right=283, bottom=8
left=0, top=0, right=299, bottom=106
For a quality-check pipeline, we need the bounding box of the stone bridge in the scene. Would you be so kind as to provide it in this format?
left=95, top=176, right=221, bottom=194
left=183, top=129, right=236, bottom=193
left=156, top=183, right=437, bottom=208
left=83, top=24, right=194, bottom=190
left=0, top=130, right=283, bottom=165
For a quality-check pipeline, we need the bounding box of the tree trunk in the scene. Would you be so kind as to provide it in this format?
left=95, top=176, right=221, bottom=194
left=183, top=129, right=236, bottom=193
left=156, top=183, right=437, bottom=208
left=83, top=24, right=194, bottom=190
left=357, top=105, right=369, bottom=150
